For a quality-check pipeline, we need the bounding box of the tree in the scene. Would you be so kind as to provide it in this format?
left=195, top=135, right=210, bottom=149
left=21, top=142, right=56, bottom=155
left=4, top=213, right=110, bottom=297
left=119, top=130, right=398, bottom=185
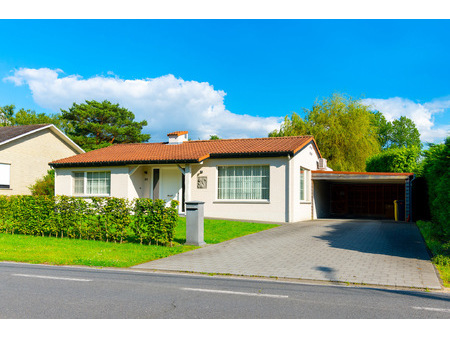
left=0, top=105, right=66, bottom=129
left=0, top=105, right=15, bottom=126
left=209, top=135, right=221, bottom=140
left=365, top=146, right=422, bottom=174
left=371, top=112, right=421, bottom=149
left=370, top=111, right=392, bottom=149
left=390, top=116, right=421, bottom=149
left=29, top=170, right=55, bottom=196
left=270, top=93, right=380, bottom=171
left=61, top=100, right=150, bottom=151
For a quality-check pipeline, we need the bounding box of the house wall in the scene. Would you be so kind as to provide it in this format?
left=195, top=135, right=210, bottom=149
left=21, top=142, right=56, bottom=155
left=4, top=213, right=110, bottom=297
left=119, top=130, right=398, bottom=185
left=0, top=128, right=81, bottom=195
left=189, top=157, right=289, bottom=223
left=290, top=142, right=321, bottom=222
left=55, top=166, right=131, bottom=198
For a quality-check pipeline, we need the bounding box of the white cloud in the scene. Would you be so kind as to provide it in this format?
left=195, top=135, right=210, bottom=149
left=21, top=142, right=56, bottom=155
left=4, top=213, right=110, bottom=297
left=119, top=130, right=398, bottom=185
left=362, top=97, right=449, bottom=143
left=4, top=68, right=282, bottom=141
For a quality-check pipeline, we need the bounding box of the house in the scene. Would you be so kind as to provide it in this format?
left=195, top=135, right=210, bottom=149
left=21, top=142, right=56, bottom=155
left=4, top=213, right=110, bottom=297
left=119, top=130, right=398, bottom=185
left=50, top=131, right=414, bottom=222
left=0, top=124, right=84, bottom=195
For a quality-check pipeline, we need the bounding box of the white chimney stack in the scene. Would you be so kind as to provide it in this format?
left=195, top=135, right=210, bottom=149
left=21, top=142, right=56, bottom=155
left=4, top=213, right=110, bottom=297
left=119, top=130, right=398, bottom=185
left=167, top=131, right=188, bottom=144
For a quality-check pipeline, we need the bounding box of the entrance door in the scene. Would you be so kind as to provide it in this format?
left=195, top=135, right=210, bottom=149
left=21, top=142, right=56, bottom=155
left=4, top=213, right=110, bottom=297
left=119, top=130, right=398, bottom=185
left=159, top=168, right=182, bottom=211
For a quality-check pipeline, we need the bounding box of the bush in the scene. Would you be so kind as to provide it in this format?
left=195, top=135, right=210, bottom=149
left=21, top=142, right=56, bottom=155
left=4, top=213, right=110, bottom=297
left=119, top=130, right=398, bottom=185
left=421, top=138, right=450, bottom=239
left=29, top=170, right=55, bottom=196
left=366, top=146, right=422, bottom=174
left=0, top=196, right=179, bottom=246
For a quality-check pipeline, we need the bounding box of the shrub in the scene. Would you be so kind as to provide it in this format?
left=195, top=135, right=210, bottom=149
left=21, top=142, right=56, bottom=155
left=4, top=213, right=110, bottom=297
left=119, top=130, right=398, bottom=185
left=366, top=146, right=422, bottom=174
left=0, top=196, right=179, bottom=246
left=29, top=170, right=55, bottom=196
left=421, top=138, right=450, bottom=239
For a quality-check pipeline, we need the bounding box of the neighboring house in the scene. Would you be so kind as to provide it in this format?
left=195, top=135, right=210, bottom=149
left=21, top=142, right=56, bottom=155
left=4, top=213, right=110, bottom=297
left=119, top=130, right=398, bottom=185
left=50, top=131, right=414, bottom=223
left=0, top=124, right=84, bottom=195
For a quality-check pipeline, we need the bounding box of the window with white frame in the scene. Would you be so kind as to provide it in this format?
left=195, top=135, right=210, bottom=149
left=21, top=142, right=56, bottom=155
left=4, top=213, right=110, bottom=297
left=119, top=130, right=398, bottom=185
left=0, top=163, right=11, bottom=189
left=300, top=167, right=310, bottom=201
left=218, top=165, right=269, bottom=200
left=73, top=171, right=111, bottom=196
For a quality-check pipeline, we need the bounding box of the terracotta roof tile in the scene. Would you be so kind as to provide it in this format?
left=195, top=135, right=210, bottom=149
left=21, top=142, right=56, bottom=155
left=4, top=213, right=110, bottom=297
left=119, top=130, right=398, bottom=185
left=167, top=131, right=188, bottom=136
left=50, top=135, right=318, bottom=167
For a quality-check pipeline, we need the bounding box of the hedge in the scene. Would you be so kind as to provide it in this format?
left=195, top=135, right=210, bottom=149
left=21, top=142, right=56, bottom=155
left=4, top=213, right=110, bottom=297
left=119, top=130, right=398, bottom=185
left=0, top=195, right=179, bottom=246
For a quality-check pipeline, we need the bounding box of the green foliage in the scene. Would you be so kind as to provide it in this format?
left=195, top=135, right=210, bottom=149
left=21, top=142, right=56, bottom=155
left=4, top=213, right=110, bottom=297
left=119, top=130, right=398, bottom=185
left=270, top=93, right=380, bottom=171
left=366, top=146, right=422, bottom=174
left=0, top=196, right=178, bottom=246
left=371, top=112, right=421, bottom=149
left=0, top=105, right=15, bottom=125
left=421, top=138, right=450, bottom=239
left=0, top=104, right=66, bottom=130
left=209, top=135, right=221, bottom=140
left=132, top=199, right=179, bottom=245
left=29, top=170, right=55, bottom=196
left=60, top=100, right=150, bottom=151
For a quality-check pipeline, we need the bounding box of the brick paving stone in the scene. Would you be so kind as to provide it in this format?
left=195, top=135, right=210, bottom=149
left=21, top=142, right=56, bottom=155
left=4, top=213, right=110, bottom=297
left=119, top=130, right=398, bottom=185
left=133, top=219, right=442, bottom=289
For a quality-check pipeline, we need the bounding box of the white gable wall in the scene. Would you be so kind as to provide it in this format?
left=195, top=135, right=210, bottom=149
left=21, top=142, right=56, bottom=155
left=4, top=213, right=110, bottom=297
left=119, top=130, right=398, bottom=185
left=290, top=142, right=321, bottom=222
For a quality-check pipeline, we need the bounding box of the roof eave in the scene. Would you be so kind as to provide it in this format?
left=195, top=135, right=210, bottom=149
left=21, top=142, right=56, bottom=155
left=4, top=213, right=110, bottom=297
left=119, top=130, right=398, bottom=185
left=50, top=158, right=202, bottom=168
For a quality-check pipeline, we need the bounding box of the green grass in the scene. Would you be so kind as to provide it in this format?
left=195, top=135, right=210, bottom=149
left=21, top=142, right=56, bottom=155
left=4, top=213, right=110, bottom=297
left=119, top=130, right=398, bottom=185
left=0, top=217, right=280, bottom=268
left=416, top=220, right=450, bottom=288
left=174, top=217, right=280, bottom=244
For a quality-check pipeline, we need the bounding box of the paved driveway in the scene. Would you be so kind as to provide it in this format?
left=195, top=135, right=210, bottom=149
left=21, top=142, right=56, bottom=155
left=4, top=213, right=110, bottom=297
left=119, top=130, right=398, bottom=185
left=133, top=219, right=442, bottom=289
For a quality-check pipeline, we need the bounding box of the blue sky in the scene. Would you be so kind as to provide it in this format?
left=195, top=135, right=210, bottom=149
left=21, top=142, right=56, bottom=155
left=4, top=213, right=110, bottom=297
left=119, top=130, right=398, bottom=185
left=0, top=19, right=449, bottom=142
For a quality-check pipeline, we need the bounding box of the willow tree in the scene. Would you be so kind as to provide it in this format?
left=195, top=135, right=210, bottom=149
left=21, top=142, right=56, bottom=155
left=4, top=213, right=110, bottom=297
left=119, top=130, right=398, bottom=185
left=270, top=93, right=380, bottom=171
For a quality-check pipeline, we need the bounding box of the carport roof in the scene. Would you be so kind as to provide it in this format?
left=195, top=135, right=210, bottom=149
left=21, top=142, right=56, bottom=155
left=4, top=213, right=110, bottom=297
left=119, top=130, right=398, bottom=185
left=312, top=170, right=413, bottom=183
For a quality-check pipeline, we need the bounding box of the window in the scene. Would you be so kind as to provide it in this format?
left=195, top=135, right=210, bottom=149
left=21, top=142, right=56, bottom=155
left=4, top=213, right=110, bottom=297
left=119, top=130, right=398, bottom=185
left=300, top=167, right=310, bottom=201
left=0, top=163, right=10, bottom=189
left=218, top=165, right=269, bottom=200
left=73, top=171, right=110, bottom=195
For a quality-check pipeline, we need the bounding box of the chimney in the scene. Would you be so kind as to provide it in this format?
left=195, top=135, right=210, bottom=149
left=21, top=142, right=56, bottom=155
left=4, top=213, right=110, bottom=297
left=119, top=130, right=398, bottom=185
left=167, top=131, right=188, bottom=144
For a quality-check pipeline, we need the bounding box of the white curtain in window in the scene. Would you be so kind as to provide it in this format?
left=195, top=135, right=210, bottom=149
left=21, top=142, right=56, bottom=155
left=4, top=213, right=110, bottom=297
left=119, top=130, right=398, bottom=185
left=218, top=165, right=269, bottom=200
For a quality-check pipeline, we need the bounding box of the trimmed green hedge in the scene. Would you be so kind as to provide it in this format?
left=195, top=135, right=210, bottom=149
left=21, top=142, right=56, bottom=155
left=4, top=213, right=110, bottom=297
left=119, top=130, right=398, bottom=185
left=0, top=195, right=179, bottom=246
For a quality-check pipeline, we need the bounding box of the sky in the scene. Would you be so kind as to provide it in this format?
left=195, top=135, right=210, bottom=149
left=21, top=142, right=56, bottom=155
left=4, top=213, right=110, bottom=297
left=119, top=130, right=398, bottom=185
left=0, top=19, right=449, bottom=143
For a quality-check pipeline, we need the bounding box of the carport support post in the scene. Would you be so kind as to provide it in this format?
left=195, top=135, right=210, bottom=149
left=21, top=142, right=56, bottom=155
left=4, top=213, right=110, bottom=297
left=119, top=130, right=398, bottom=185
left=185, top=201, right=206, bottom=246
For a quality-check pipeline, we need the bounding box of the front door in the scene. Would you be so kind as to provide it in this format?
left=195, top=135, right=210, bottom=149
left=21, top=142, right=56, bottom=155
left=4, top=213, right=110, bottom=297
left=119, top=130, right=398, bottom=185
left=159, top=168, right=182, bottom=211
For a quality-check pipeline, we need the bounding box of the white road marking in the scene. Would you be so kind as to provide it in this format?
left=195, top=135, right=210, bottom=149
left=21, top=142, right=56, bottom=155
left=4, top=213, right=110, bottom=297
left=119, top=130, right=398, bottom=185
left=181, top=287, right=288, bottom=298
left=412, top=306, right=450, bottom=313
left=12, top=274, right=91, bottom=282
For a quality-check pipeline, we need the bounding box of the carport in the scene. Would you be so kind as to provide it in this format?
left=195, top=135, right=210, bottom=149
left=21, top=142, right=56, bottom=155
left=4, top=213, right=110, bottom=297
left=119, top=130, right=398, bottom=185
left=312, top=171, right=414, bottom=221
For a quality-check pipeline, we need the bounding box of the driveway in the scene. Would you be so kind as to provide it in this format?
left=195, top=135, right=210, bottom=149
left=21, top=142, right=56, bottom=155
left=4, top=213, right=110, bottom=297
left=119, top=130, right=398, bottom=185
left=133, top=219, right=442, bottom=289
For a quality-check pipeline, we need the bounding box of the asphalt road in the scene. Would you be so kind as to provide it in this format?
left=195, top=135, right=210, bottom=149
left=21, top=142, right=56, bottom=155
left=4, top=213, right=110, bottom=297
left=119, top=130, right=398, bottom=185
left=0, top=262, right=449, bottom=319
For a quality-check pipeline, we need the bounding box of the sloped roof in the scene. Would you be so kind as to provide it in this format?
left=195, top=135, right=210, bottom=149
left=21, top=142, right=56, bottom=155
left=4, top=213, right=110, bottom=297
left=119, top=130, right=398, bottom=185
left=0, top=124, right=84, bottom=154
left=0, top=124, right=50, bottom=143
left=50, top=135, right=319, bottom=168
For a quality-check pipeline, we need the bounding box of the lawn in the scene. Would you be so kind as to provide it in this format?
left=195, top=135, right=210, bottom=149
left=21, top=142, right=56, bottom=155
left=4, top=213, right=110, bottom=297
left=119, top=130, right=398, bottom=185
left=0, top=217, right=280, bottom=268
left=416, top=220, right=450, bottom=288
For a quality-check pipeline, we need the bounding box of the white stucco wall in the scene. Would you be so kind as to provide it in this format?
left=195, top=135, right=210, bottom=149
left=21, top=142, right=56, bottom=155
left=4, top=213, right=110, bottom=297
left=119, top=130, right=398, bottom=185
left=55, top=166, right=130, bottom=198
left=290, top=142, right=321, bottom=222
left=54, top=145, right=320, bottom=223
left=190, top=157, right=289, bottom=223
left=0, top=128, right=82, bottom=195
